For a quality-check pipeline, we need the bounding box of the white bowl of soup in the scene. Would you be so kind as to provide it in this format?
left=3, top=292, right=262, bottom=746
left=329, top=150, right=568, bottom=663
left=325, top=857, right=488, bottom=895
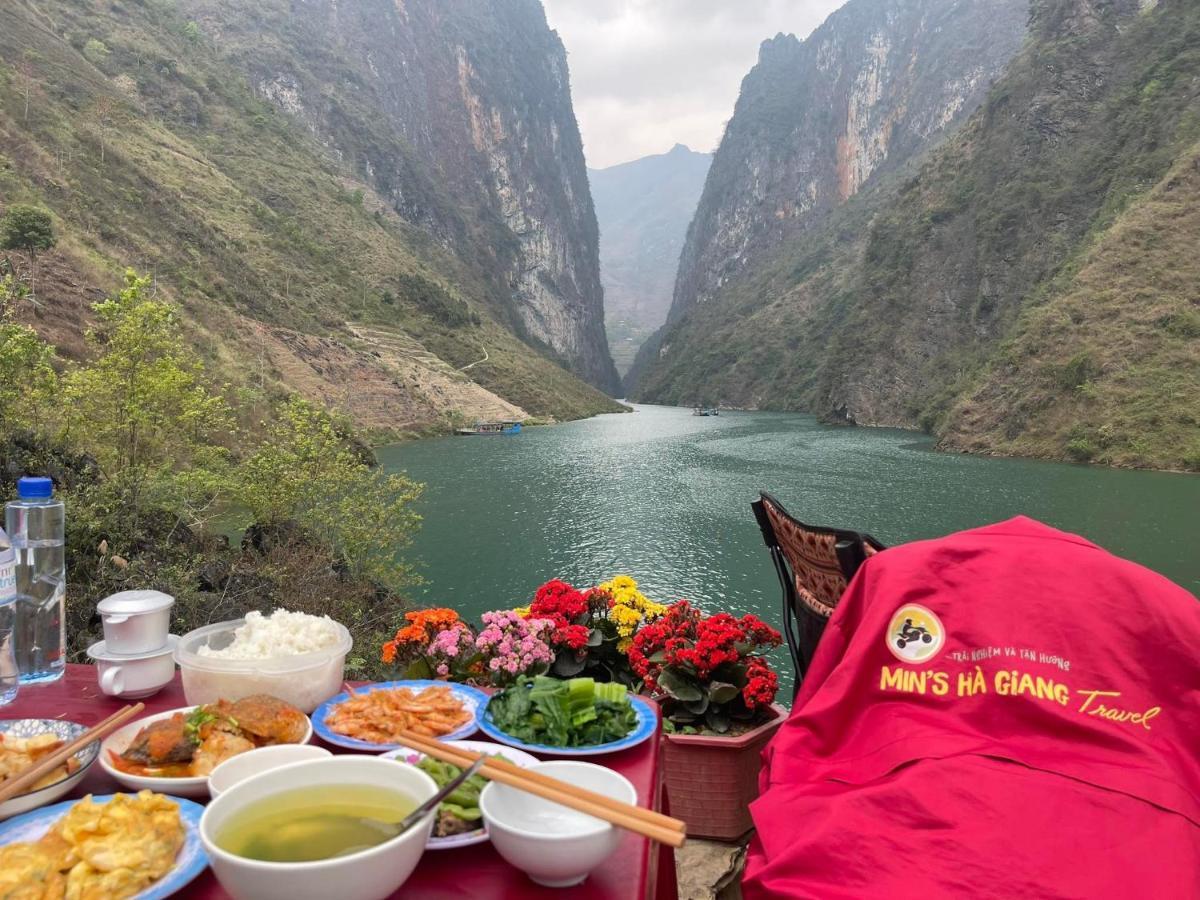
left=198, top=755, right=438, bottom=900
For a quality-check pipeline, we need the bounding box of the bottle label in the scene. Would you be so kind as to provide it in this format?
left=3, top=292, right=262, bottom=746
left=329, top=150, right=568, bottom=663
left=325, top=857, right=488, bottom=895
left=0, top=555, right=15, bottom=604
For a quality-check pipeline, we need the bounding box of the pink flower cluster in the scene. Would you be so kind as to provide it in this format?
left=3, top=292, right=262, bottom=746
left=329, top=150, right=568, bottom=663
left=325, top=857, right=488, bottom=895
left=427, top=625, right=475, bottom=678
left=474, top=610, right=555, bottom=684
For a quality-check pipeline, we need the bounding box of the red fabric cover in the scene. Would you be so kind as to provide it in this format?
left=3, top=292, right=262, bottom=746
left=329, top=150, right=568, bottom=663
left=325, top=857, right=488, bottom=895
left=744, top=516, right=1200, bottom=899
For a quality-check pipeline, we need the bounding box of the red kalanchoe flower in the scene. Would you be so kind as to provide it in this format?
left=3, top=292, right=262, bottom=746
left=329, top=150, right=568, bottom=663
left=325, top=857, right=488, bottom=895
left=555, top=623, right=590, bottom=651
left=530, top=579, right=587, bottom=626
left=742, top=657, right=779, bottom=709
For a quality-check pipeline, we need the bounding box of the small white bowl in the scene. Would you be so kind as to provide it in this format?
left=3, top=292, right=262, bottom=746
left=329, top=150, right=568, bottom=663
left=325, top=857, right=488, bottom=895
left=99, top=705, right=314, bottom=799
left=479, top=760, right=636, bottom=887
left=199, top=756, right=437, bottom=900
left=208, top=744, right=332, bottom=798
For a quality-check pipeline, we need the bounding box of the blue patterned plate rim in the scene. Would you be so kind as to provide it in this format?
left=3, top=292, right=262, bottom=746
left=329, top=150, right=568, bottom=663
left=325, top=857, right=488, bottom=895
left=311, top=680, right=486, bottom=751
left=0, top=793, right=208, bottom=900
left=476, top=692, right=657, bottom=756
left=0, top=718, right=101, bottom=800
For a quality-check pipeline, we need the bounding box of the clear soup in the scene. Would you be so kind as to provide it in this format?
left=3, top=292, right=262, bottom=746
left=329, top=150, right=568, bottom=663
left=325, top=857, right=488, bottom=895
left=217, top=785, right=417, bottom=863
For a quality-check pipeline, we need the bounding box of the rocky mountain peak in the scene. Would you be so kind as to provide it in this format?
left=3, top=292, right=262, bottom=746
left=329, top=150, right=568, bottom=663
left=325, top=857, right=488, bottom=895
left=659, top=0, right=1029, bottom=329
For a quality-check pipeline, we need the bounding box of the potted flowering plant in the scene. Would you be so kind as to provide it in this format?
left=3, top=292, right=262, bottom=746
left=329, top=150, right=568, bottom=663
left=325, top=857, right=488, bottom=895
left=628, top=600, right=786, bottom=841
left=382, top=607, right=557, bottom=687
left=523, top=575, right=665, bottom=685
left=382, top=608, right=482, bottom=681
left=473, top=610, right=556, bottom=686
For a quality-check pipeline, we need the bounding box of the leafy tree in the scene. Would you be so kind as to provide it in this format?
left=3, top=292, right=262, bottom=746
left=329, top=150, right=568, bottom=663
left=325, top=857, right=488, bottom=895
left=237, top=397, right=423, bottom=593
left=1, top=205, right=56, bottom=260
left=63, top=270, right=234, bottom=537
left=82, top=38, right=110, bottom=66
left=0, top=274, right=57, bottom=430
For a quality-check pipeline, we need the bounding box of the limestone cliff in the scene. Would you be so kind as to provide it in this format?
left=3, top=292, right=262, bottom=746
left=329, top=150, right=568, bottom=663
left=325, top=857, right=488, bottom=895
left=631, top=0, right=1200, bottom=470
left=182, top=0, right=620, bottom=395
left=0, top=0, right=623, bottom=432
left=663, top=0, right=1027, bottom=327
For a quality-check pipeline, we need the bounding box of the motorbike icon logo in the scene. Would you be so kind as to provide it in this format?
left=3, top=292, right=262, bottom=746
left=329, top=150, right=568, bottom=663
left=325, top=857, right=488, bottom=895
left=886, top=605, right=945, bottom=663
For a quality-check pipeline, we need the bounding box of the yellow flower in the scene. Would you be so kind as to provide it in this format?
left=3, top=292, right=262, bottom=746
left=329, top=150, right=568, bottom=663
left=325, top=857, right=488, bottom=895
left=609, top=575, right=638, bottom=592
left=611, top=604, right=641, bottom=637
left=512, top=605, right=531, bottom=617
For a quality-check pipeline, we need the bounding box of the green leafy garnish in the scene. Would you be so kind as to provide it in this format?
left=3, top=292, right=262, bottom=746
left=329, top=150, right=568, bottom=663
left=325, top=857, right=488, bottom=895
left=185, top=706, right=236, bottom=745
left=487, top=677, right=637, bottom=748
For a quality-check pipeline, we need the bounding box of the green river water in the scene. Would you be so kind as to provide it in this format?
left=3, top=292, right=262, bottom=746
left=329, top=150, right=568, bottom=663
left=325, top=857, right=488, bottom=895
left=377, top=405, right=1198, bottom=667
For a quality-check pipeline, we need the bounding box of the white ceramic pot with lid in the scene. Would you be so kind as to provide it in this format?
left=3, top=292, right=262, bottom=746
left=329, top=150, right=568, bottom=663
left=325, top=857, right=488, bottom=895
left=97, top=589, right=174, bottom=654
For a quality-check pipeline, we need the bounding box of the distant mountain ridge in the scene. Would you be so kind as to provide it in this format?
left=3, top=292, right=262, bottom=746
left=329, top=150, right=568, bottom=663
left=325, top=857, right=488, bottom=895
left=588, top=144, right=711, bottom=377
left=632, top=0, right=1200, bottom=470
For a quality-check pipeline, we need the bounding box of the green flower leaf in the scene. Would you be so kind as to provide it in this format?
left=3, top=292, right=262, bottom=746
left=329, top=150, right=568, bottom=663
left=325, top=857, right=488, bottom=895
left=657, top=667, right=703, bottom=702
left=708, top=681, right=739, bottom=704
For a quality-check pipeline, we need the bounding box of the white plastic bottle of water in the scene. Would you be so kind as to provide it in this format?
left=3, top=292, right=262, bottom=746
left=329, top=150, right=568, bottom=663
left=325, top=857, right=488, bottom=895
left=0, top=525, right=18, bottom=704
left=5, top=477, right=66, bottom=683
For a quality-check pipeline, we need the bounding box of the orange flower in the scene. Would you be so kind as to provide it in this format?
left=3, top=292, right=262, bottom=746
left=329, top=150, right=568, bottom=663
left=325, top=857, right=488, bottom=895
left=381, top=608, right=465, bottom=664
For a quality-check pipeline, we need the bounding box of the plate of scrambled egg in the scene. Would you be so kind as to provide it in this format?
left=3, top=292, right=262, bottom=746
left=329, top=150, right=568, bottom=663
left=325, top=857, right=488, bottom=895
left=0, top=790, right=208, bottom=899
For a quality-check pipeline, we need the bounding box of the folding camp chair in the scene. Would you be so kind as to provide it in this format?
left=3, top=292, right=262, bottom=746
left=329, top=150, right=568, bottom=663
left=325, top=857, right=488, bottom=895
left=751, top=492, right=884, bottom=693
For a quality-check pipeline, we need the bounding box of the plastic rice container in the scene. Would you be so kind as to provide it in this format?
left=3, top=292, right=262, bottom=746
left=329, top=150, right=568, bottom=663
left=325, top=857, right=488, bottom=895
left=174, top=618, right=352, bottom=713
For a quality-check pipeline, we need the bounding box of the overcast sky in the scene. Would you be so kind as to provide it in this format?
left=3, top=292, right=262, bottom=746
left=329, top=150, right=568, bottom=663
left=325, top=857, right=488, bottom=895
left=542, top=0, right=845, bottom=169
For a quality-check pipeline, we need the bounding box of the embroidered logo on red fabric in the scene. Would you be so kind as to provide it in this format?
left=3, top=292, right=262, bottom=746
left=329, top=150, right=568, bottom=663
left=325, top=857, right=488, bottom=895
left=887, top=604, right=945, bottom=664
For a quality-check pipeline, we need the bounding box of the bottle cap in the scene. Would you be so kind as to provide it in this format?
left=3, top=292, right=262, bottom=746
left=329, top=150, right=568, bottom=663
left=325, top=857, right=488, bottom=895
left=16, top=476, right=53, bottom=499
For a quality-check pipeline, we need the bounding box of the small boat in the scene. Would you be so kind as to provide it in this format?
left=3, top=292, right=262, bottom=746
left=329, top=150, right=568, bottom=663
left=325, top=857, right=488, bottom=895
left=692, top=407, right=719, bottom=417
left=456, top=420, right=522, bottom=435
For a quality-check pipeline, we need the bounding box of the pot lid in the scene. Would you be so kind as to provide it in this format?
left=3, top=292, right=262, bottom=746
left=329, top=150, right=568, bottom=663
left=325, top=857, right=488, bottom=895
left=87, top=634, right=180, bottom=661
left=97, top=590, right=175, bottom=615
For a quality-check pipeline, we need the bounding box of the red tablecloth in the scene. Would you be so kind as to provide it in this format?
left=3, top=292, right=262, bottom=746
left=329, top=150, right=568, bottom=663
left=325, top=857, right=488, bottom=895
left=6, top=665, right=678, bottom=900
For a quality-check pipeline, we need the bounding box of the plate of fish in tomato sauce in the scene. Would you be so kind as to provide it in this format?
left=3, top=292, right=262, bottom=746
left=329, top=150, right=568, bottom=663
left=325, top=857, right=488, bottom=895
left=100, top=695, right=311, bottom=798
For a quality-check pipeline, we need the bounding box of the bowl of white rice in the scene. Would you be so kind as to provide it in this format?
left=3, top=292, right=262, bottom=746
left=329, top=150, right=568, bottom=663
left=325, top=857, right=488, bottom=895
left=175, top=610, right=353, bottom=713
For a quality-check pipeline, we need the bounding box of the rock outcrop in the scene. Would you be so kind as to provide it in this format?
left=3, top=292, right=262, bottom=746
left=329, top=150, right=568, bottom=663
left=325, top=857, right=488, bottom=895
left=183, top=0, right=620, bottom=395
left=631, top=0, right=1200, bottom=470
left=663, top=0, right=1027, bottom=327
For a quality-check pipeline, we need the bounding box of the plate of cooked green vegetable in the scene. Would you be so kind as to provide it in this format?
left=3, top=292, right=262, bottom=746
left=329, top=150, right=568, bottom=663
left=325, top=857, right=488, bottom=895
left=381, top=740, right=539, bottom=849
left=478, top=676, right=657, bottom=757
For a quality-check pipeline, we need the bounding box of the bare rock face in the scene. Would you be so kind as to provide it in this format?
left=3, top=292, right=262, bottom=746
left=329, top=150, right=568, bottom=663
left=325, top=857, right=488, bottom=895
left=666, top=0, right=1028, bottom=326
left=183, top=0, right=620, bottom=395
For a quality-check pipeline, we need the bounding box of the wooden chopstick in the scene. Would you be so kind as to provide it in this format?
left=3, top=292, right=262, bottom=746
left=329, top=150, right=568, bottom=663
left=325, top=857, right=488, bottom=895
left=403, top=732, right=684, bottom=834
left=0, top=702, right=144, bottom=803
left=395, top=728, right=687, bottom=848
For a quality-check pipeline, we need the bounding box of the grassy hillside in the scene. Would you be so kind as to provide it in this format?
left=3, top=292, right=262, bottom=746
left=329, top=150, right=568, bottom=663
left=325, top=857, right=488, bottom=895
left=0, top=0, right=621, bottom=435
left=940, top=139, right=1200, bottom=468
left=635, top=0, right=1200, bottom=470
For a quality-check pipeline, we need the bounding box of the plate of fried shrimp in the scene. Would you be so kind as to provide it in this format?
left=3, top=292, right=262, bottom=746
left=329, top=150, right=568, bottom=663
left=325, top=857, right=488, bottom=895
left=311, top=680, right=485, bottom=750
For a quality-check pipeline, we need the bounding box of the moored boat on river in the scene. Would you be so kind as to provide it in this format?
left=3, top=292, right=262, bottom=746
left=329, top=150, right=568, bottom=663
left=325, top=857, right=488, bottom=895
left=456, top=420, right=522, bottom=435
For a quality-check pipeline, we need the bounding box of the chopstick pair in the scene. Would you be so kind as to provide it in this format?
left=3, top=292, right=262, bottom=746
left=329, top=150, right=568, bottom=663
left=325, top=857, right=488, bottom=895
left=395, top=728, right=687, bottom=849
left=0, top=702, right=144, bottom=803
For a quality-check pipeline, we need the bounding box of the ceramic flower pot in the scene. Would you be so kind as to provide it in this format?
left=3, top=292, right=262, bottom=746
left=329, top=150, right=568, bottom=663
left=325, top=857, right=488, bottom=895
left=661, top=703, right=787, bottom=842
